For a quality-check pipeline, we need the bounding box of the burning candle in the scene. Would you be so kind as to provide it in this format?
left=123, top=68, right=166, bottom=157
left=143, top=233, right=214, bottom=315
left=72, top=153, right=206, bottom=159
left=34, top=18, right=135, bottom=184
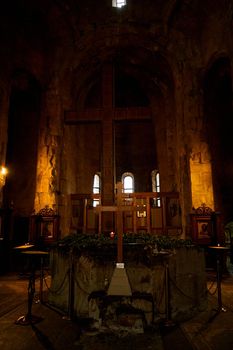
left=110, top=231, right=115, bottom=239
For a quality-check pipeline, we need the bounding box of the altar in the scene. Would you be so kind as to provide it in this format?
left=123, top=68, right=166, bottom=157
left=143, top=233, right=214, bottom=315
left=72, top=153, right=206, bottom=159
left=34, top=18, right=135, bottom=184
left=48, top=238, right=207, bottom=327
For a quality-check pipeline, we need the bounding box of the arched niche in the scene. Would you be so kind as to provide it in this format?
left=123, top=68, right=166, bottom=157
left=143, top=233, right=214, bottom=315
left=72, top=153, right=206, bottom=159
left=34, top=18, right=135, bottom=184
left=4, top=69, right=41, bottom=244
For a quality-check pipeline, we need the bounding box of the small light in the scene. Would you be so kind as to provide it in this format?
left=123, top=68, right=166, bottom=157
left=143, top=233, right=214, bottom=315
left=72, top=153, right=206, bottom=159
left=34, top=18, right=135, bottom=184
left=0, top=166, right=7, bottom=176
left=0, top=166, right=7, bottom=188
left=110, top=231, right=115, bottom=239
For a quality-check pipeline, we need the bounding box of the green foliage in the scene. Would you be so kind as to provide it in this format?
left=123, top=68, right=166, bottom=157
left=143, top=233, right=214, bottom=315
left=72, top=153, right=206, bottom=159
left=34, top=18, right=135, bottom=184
left=55, top=232, right=193, bottom=253
left=225, top=221, right=233, bottom=235
left=224, top=221, right=233, bottom=243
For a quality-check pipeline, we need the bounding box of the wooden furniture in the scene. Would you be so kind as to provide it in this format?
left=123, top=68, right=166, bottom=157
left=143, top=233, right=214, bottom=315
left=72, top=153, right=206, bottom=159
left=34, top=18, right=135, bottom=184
left=190, top=204, right=223, bottom=245
left=15, top=250, right=49, bottom=325
left=70, top=191, right=182, bottom=236
left=29, top=206, right=60, bottom=247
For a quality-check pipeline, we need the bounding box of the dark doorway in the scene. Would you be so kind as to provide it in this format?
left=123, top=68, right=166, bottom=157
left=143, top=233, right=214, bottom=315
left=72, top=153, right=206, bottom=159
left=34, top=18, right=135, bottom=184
left=4, top=69, right=41, bottom=247
left=204, top=57, right=233, bottom=223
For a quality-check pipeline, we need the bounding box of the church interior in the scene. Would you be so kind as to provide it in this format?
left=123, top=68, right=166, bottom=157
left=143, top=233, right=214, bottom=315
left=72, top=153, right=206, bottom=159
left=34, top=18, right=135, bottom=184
left=1, top=0, right=233, bottom=349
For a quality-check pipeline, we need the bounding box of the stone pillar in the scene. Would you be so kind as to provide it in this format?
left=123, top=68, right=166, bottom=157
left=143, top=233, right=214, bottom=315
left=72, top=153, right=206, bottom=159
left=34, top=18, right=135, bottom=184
left=190, top=142, right=214, bottom=210
left=34, top=83, right=62, bottom=214
left=174, top=59, right=203, bottom=237
left=0, top=80, right=10, bottom=206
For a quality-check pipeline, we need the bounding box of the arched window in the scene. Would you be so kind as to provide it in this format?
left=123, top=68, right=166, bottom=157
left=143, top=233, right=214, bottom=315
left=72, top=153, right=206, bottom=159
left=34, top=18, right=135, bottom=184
left=151, top=170, right=160, bottom=207
left=112, top=0, right=126, bottom=8
left=93, top=173, right=101, bottom=207
left=122, top=172, right=134, bottom=193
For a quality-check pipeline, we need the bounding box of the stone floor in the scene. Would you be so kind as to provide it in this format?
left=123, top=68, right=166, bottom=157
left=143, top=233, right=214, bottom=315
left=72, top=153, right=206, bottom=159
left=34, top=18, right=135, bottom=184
left=1, top=260, right=233, bottom=350
left=0, top=272, right=164, bottom=350
left=181, top=267, right=233, bottom=350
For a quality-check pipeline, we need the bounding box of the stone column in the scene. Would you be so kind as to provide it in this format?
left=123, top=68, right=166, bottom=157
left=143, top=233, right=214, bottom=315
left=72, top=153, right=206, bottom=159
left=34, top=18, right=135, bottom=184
left=0, top=80, right=10, bottom=206
left=174, top=59, right=201, bottom=237
left=34, top=83, right=62, bottom=214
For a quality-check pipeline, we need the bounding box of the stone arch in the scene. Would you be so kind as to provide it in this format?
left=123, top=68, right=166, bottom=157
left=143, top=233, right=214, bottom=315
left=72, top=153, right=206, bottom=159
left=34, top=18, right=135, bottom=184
left=4, top=68, right=41, bottom=243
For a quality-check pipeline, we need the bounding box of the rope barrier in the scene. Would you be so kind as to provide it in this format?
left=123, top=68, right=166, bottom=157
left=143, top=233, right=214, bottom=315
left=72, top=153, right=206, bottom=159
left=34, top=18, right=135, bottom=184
left=42, top=265, right=217, bottom=302
left=43, top=269, right=69, bottom=295
left=207, top=279, right=218, bottom=296
left=168, top=273, right=214, bottom=303
left=43, top=249, right=219, bottom=323
left=73, top=273, right=93, bottom=295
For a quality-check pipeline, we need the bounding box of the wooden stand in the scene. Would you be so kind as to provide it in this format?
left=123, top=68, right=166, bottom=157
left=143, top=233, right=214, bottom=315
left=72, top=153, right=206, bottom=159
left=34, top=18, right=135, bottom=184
left=15, top=250, right=48, bottom=325
left=208, top=245, right=229, bottom=313
left=190, top=204, right=223, bottom=246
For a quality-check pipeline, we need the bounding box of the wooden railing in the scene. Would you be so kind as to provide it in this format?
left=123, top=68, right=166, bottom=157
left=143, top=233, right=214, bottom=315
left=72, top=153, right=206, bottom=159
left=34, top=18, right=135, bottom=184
left=70, top=191, right=182, bottom=236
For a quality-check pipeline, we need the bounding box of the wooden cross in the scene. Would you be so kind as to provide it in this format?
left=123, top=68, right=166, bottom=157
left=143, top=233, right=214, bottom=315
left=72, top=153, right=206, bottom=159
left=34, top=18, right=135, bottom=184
left=95, top=182, right=142, bottom=263
left=65, top=64, right=151, bottom=214
left=95, top=182, right=146, bottom=296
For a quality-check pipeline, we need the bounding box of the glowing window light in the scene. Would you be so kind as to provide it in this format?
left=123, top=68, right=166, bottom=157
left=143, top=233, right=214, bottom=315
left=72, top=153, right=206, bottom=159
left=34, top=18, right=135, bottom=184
left=112, top=0, right=126, bottom=8
left=93, top=173, right=101, bottom=207
left=122, top=173, right=134, bottom=193
left=151, top=169, right=161, bottom=207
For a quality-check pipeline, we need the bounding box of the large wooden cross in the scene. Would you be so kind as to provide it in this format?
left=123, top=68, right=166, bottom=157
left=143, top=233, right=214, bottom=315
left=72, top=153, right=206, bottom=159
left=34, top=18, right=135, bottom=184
left=95, top=182, right=142, bottom=264
left=95, top=182, right=144, bottom=296
left=95, top=182, right=125, bottom=263
left=65, top=64, right=151, bottom=230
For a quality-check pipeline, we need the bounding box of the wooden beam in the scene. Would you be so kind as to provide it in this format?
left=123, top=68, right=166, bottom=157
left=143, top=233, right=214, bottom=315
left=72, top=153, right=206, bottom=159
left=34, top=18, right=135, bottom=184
left=116, top=182, right=123, bottom=263
left=64, top=109, right=103, bottom=124
left=114, top=107, right=151, bottom=121
left=65, top=106, right=151, bottom=124
left=95, top=205, right=144, bottom=212
left=95, top=206, right=117, bottom=212
left=65, top=63, right=153, bottom=233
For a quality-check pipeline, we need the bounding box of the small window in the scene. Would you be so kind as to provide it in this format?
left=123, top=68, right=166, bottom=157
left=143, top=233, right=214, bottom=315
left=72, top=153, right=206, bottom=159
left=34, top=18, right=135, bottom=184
left=151, top=170, right=161, bottom=207
left=93, top=173, right=101, bottom=207
left=112, top=0, right=126, bottom=8
left=122, top=172, right=134, bottom=193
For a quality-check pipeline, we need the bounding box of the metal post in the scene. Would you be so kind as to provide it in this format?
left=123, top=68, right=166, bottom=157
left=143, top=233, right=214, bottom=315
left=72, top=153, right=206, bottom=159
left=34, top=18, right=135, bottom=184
left=63, top=247, right=74, bottom=320
left=163, top=260, right=175, bottom=327
left=216, top=253, right=226, bottom=312
left=208, top=245, right=228, bottom=313
left=39, top=256, right=44, bottom=303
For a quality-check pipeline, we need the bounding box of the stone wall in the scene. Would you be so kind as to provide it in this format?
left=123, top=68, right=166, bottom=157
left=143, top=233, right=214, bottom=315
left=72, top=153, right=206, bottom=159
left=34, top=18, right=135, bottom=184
left=48, top=246, right=207, bottom=324
left=0, top=1, right=232, bottom=239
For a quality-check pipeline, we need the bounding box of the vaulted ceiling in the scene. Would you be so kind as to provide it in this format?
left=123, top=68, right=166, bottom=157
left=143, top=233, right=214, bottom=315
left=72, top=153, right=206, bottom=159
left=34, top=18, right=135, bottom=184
left=1, top=0, right=231, bottom=87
